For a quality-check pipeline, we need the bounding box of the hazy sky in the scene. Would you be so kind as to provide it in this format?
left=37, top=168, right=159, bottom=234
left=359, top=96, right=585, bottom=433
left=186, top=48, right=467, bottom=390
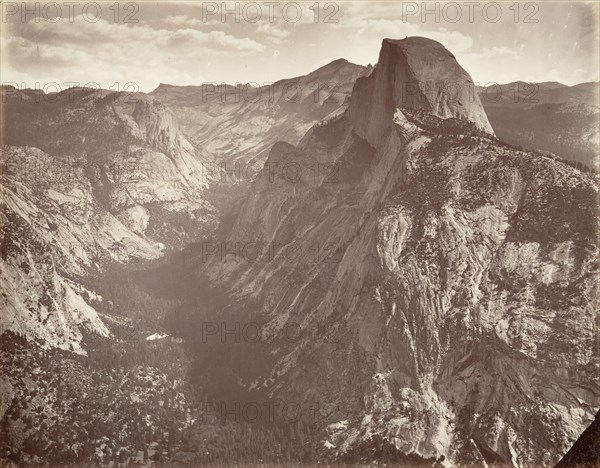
left=2, top=1, right=599, bottom=92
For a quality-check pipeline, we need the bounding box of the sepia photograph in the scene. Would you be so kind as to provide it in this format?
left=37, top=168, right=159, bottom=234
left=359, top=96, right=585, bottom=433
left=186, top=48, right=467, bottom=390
left=0, top=1, right=599, bottom=466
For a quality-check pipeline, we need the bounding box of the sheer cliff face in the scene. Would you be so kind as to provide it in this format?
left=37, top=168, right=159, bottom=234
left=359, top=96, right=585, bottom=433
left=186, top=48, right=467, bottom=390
left=348, top=37, right=493, bottom=148
left=202, top=38, right=599, bottom=464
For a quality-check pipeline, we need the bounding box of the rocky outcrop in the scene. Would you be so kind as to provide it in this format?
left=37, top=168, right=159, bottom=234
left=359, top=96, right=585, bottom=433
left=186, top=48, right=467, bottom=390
left=348, top=37, right=493, bottom=148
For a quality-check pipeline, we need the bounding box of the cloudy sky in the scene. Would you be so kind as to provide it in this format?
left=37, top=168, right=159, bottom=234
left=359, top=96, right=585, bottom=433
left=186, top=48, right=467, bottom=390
left=2, top=1, right=598, bottom=92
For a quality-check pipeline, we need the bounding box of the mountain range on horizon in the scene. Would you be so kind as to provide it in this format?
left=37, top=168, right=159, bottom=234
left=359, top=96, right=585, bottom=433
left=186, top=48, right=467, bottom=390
left=3, top=56, right=598, bottom=169
left=4, top=55, right=599, bottom=163
left=1, top=36, right=599, bottom=466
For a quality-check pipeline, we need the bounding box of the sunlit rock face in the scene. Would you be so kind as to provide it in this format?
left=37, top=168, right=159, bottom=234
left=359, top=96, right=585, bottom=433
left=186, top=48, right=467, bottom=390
left=348, top=37, right=494, bottom=148
left=198, top=37, right=598, bottom=465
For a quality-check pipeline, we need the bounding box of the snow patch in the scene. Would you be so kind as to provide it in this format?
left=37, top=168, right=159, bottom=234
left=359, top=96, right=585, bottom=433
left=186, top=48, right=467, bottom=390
left=146, top=333, right=170, bottom=341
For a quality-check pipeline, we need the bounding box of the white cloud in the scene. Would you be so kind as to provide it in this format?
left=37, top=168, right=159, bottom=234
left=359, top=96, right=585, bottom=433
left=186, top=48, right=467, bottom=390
left=2, top=17, right=266, bottom=91
left=164, top=15, right=203, bottom=27
left=164, top=14, right=225, bottom=28
left=3, top=1, right=598, bottom=90
left=16, top=17, right=263, bottom=53
left=256, top=22, right=291, bottom=44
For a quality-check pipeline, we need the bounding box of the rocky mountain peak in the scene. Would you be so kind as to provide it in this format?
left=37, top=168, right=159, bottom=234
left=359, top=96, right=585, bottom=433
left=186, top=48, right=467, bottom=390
left=348, top=36, right=494, bottom=147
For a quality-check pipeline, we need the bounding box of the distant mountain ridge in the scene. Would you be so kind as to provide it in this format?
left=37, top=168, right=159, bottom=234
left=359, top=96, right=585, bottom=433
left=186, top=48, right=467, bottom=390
left=477, top=80, right=600, bottom=108
left=151, top=58, right=371, bottom=165
left=477, top=80, right=599, bottom=167
left=153, top=64, right=599, bottom=168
